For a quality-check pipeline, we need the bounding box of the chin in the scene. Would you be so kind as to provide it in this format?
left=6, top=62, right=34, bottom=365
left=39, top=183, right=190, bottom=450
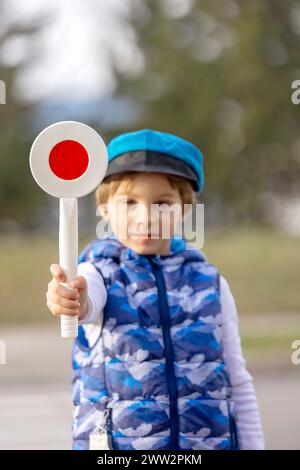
left=128, top=239, right=161, bottom=255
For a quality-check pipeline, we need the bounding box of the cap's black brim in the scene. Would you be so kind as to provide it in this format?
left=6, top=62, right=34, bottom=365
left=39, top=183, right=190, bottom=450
left=105, top=150, right=199, bottom=191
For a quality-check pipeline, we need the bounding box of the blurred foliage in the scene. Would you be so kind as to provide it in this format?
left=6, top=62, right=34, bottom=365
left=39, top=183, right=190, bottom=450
left=1, top=0, right=300, bottom=226
left=0, top=8, right=44, bottom=230
left=111, top=0, right=300, bottom=222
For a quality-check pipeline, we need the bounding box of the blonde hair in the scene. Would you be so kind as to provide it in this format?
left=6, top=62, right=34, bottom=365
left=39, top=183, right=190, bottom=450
left=95, top=171, right=196, bottom=209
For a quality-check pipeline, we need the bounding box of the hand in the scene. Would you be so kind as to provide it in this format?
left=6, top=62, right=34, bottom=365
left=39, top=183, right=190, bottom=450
left=46, top=263, right=88, bottom=321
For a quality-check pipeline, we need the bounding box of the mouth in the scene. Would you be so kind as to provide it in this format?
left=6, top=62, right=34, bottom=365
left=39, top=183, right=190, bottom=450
left=131, top=233, right=160, bottom=240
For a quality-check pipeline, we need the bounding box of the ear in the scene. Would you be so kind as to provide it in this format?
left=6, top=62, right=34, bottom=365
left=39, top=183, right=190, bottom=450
left=97, top=203, right=109, bottom=222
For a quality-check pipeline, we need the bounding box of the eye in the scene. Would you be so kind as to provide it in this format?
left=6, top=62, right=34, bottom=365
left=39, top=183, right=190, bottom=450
left=126, top=199, right=135, bottom=205
left=155, top=200, right=171, bottom=206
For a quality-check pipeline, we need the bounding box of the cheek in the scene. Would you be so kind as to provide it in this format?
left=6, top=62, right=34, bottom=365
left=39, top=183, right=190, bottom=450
left=109, top=206, right=133, bottom=237
left=174, top=210, right=183, bottom=226
left=159, top=208, right=182, bottom=228
left=107, top=207, right=122, bottom=229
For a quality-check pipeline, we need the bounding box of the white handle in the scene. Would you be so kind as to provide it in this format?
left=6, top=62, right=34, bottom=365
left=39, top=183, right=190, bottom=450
left=59, top=197, right=78, bottom=338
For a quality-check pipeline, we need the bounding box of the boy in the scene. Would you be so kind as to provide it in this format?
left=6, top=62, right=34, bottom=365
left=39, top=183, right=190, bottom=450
left=46, top=129, right=265, bottom=450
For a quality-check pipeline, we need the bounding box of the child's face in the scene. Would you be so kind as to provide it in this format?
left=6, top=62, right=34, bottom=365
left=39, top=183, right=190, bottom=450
left=100, top=172, right=184, bottom=255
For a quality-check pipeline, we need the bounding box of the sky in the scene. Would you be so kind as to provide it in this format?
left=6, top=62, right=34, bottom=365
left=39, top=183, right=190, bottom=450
left=0, top=0, right=241, bottom=104
left=0, top=0, right=145, bottom=103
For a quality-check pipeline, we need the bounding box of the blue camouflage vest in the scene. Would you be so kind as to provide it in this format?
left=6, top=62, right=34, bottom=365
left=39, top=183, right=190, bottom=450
left=72, top=235, right=239, bottom=450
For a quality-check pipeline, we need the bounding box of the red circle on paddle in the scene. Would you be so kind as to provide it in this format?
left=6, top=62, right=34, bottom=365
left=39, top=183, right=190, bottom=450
left=49, top=139, right=89, bottom=180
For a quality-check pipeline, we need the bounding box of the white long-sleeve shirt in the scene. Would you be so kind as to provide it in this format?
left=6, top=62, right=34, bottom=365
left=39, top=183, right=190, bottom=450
left=77, top=261, right=265, bottom=450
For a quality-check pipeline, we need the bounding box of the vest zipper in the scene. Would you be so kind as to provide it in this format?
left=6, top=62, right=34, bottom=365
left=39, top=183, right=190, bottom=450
left=227, top=401, right=239, bottom=450
left=148, top=258, right=179, bottom=450
left=106, top=407, right=114, bottom=450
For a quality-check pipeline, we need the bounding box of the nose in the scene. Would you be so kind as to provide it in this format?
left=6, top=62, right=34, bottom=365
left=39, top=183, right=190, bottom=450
left=133, top=202, right=150, bottom=229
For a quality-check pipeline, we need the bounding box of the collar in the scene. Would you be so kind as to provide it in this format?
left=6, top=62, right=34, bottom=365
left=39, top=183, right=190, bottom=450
left=81, top=231, right=206, bottom=267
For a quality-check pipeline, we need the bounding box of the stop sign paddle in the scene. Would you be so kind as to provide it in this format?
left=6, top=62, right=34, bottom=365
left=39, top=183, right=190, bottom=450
left=29, top=121, right=108, bottom=338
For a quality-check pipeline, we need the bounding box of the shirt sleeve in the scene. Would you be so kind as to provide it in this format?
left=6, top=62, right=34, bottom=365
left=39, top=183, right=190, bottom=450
left=220, top=275, right=266, bottom=450
left=77, top=262, right=107, bottom=326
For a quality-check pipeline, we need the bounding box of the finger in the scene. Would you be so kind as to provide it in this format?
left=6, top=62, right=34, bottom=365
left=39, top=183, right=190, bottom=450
left=48, top=278, right=79, bottom=300
left=46, top=291, right=80, bottom=310
left=46, top=299, right=79, bottom=318
left=70, top=276, right=87, bottom=292
left=50, top=263, right=67, bottom=283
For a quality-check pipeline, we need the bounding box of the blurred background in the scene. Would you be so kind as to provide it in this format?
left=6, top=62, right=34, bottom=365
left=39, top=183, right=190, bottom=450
left=0, top=0, right=300, bottom=450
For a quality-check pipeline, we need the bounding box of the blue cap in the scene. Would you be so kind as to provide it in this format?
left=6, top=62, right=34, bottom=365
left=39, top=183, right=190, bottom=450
left=106, top=129, right=204, bottom=193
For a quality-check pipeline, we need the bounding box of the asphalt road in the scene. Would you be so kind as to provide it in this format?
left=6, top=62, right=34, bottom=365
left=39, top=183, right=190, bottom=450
left=0, top=324, right=299, bottom=450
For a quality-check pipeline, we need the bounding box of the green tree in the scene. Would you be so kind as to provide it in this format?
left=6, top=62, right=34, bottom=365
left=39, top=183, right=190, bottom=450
left=111, top=0, right=300, bottom=222
left=0, top=17, right=42, bottom=229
